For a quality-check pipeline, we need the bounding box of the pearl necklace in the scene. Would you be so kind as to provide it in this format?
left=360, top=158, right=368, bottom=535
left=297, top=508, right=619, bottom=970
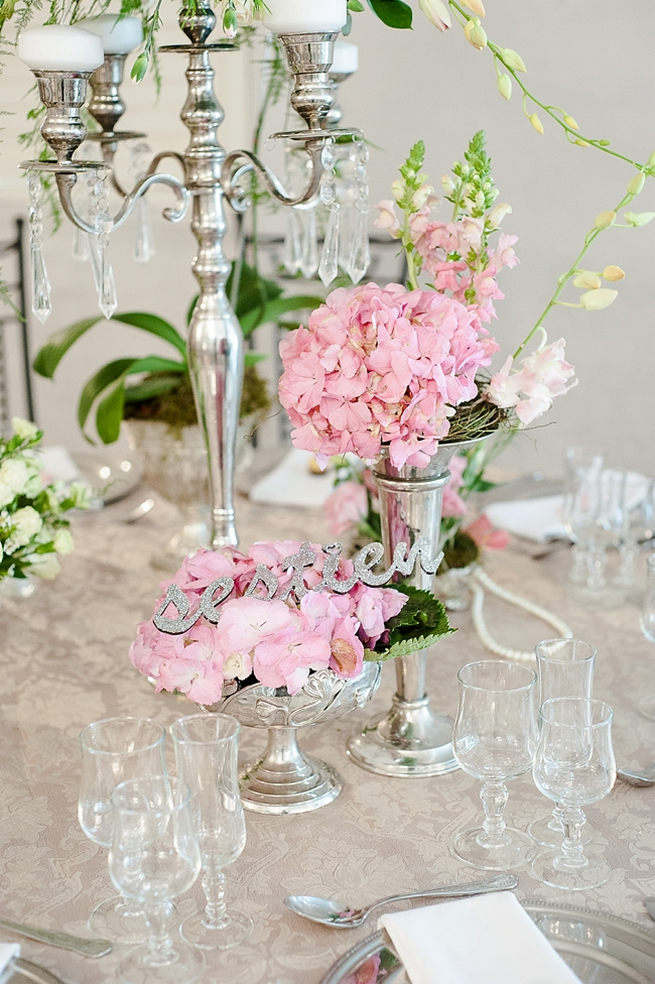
left=470, top=567, right=573, bottom=663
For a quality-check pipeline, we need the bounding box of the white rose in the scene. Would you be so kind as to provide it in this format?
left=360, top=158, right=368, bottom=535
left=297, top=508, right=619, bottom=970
left=0, top=458, right=30, bottom=495
left=0, top=482, right=16, bottom=508
left=11, top=417, right=39, bottom=442
left=29, top=552, right=61, bottom=580
left=53, top=529, right=74, bottom=555
left=11, top=506, right=43, bottom=547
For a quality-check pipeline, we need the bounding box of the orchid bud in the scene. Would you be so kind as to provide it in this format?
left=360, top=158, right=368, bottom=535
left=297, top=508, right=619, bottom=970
left=594, top=210, right=616, bottom=230
left=418, top=0, right=451, bottom=31
left=529, top=113, right=544, bottom=135
left=464, top=18, right=487, bottom=50
left=500, top=47, right=527, bottom=72
left=579, top=288, right=618, bottom=311
left=601, top=265, right=625, bottom=281
left=462, top=0, right=486, bottom=16
left=572, top=270, right=601, bottom=290
left=648, top=150, right=655, bottom=167
left=627, top=172, right=646, bottom=195
left=496, top=73, right=512, bottom=100
left=563, top=114, right=579, bottom=130
left=574, top=139, right=590, bottom=148
left=623, top=210, right=655, bottom=227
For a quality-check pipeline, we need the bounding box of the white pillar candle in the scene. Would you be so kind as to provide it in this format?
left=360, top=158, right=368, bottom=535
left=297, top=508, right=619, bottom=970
left=331, top=40, right=358, bottom=74
left=76, top=13, right=143, bottom=55
left=18, top=25, right=104, bottom=72
left=262, top=0, right=346, bottom=34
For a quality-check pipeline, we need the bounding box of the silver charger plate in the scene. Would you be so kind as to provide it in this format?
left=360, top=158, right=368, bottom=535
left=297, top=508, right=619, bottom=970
left=72, top=452, right=142, bottom=505
left=319, top=902, right=655, bottom=984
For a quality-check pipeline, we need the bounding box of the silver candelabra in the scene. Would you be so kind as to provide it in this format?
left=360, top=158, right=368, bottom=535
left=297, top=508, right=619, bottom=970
left=20, top=7, right=359, bottom=548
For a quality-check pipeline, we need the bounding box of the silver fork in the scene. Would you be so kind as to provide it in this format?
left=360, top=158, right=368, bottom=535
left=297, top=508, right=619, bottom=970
left=0, top=917, right=112, bottom=957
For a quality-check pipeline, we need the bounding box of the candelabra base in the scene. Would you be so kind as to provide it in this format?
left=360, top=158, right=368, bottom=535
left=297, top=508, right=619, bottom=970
left=239, top=748, right=342, bottom=816
left=347, top=694, right=458, bottom=777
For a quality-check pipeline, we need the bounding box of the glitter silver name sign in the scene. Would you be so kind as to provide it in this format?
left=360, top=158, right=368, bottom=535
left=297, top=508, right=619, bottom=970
left=153, top=538, right=442, bottom=635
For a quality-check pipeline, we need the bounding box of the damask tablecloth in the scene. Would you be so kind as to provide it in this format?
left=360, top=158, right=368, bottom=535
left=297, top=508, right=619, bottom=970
left=1, top=491, right=654, bottom=983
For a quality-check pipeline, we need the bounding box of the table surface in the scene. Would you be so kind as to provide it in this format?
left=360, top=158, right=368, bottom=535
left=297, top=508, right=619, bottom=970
left=2, top=486, right=654, bottom=984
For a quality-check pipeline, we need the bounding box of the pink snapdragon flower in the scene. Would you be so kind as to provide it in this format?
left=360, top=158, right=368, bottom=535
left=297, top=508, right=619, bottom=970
left=485, top=336, right=577, bottom=425
left=279, top=283, right=493, bottom=469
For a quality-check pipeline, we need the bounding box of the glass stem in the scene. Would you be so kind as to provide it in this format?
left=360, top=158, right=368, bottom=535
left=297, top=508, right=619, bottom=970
left=559, top=805, right=588, bottom=869
left=479, top=780, right=508, bottom=846
left=549, top=802, right=565, bottom=832
left=201, top=858, right=229, bottom=930
left=587, top=545, right=607, bottom=591
left=144, top=901, right=176, bottom=965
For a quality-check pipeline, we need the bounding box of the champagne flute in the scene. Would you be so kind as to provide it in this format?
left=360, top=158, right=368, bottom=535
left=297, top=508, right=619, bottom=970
left=452, top=660, right=538, bottom=870
left=532, top=698, right=615, bottom=891
left=528, top=638, right=596, bottom=848
left=170, top=713, right=250, bottom=950
left=109, top=775, right=203, bottom=984
left=78, top=716, right=166, bottom=943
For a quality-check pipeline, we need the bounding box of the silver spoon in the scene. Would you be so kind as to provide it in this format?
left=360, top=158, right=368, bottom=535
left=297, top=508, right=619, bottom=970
left=284, top=873, right=518, bottom=929
left=0, top=915, right=112, bottom=956
left=121, top=497, right=154, bottom=524
left=617, top=766, right=655, bottom=787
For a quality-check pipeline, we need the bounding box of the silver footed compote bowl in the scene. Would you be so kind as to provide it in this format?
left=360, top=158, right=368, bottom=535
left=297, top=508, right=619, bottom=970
left=219, top=664, right=380, bottom=815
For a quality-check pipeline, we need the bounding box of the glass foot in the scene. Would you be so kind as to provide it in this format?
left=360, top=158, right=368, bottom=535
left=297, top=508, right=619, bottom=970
left=531, top=847, right=611, bottom=891
left=118, top=940, right=204, bottom=984
left=528, top=813, right=593, bottom=849
left=453, top=826, right=535, bottom=870
left=180, top=907, right=252, bottom=951
left=638, top=693, right=655, bottom=721
left=89, top=896, right=149, bottom=945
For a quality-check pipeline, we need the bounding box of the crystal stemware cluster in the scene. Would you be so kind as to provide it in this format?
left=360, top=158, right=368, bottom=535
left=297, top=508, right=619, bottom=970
left=451, top=640, right=616, bottom=890
left=78, top=713, right=248, bottom=984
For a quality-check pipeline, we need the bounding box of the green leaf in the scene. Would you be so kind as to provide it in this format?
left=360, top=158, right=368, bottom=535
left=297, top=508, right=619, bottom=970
left=78, top=359, right=136, bottom=435
left=124, top=372, right=185, bottom=403
left=227, top=259, right=283, bottom=319
left=366, top=0, right=412, bottom=29
left=96, top=380, right=127, bottom=444
left=239, top=294, right=323, bottom=337
left=33, top=315, right=104, bottom=378
left=110, top=312, right=187, bottom=359
left=368, top=584, right=454, bottom=661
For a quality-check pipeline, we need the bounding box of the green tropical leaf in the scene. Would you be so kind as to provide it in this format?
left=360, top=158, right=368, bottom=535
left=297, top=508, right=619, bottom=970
left=110, top=312, right=187, bottom=358
left=33, top=315, right=104, bottom=378
left=239, top=294, right=322, bottom=336
left=124, top=372, right=185, bottom=403
left=366, top=0, right=412, bottom=29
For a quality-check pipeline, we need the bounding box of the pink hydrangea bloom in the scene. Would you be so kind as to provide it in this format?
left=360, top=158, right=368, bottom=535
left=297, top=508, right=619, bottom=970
left=279, top=283, right=492, bottom=469
left=485, top=337, right=577, bottom=425
left=129, top=541, right=410, bottom=703
left=442, top=454, right=467, bottom=518
left=324, top=479, right=369, bottom=537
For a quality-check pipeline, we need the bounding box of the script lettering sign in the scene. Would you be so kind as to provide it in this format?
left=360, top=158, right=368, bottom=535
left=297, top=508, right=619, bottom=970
left=153, top=538, right=441, bottom=635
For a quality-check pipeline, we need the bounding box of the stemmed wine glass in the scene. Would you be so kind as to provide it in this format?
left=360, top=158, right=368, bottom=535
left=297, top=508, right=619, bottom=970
left=567, top=467, right=627, bottom=603
left=78, top=716, right=167, bottom=943
left=639, top=552, right=655, bottom=720
left=528, top=638, right=596, bottom=848
left=109, top=775, right=204, bottom=984
left=562, top=448, right=604, bottom=585
left=532, top=697, right=616, bottom=890
left=452, top=660, right=538, bottom=870
left=170, top=713, right=250, bottom=950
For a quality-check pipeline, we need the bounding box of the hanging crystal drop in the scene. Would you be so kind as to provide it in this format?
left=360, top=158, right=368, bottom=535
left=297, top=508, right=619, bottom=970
left=300, top=205, right=319, bottom=279
left=27, top=172, right=52, bottom=323
left=346, top=140, right=370, bottom=284
left=318, top=204, right=340, bottom=287
left=283, top=208, right=302, bottom=275
left=90, top=167, right=118, bottom=319
left=133, top=196, right=154, bottom=263
left=72, top=224, right=89, bottom=262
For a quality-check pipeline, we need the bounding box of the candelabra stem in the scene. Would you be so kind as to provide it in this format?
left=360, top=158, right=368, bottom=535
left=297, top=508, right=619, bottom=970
left=180, top=41, right=243, bottom=548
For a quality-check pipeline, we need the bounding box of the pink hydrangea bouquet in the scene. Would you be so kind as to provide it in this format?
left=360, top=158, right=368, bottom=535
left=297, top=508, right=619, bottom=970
left=279, top=134, right=577, bottom=471
left=130, top=540, right=451, bottom=705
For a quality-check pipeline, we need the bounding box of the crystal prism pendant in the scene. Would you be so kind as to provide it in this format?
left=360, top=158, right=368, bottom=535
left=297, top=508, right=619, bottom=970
left=318, top=204, right=340, bottom=287
left=133, top=197, right=155, bottom=263
left=72, top=224, right=89, bottom=262
left=87, top=235, right=118, bottom=320
left=347, top=208, right=370, bottom=284
left=30, top=245, right=52, bottom=324
left=300, top=206, right=319, bottom=279
left=283, top=209, right=302, bottom=276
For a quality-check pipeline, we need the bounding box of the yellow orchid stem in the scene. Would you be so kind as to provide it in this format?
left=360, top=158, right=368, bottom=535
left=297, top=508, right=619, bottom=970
left=447, top=0, right=652, bottom=174
left=512, top=183, right=640, bottom=359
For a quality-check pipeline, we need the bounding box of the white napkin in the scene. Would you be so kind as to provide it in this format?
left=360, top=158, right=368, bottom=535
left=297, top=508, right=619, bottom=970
left=484, top=494, right=566, bottom=543
left=379, top=892, right=582, bottom=984
left=249, top=448, right=336, bottom=508
left=38, top=446, right=81, bottom=484
left=0, top=942, right=20, bottom=975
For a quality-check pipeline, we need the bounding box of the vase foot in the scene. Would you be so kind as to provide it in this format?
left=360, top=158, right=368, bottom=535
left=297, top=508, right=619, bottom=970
left=239, top=752, right=342, bottom=815
left=347, top=695, right=458, bottom=777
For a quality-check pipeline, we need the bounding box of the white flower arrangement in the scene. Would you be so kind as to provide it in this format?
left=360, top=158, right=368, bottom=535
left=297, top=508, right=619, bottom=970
left=0, top=418, right=89, bottom=584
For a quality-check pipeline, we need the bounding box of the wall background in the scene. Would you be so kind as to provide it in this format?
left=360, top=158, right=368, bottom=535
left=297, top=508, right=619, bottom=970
left=1, top=0, right=653, bottom=479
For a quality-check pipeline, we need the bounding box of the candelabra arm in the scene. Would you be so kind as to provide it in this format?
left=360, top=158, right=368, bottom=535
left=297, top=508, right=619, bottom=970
left=221, top=141, right=323, bottom=212
left=52, top=168, right=189, bottom=236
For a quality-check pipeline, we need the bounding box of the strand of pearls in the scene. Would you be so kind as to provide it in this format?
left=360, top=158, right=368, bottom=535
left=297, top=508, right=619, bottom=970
left=470, top=567, right=573, bottom=663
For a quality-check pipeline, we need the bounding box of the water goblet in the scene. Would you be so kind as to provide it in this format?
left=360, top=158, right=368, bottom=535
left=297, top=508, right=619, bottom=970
left=639, top=552, right=655, bottom=720
left=528, top=638, right=596, bottom=848
left=532, top=698, right=616, bottom=891
left=78, top=716, right=167, bottom=943
left=562, top=448, right=604, bottom=585
left=617, top=475, right=654, bottom=589
left=109, top=775, right=203, bottom=984
left=170, top=713, right=250, bottom=950
left=580, top=469, right=628, bottom=602
left=452, top=660, right=538, bottom=870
